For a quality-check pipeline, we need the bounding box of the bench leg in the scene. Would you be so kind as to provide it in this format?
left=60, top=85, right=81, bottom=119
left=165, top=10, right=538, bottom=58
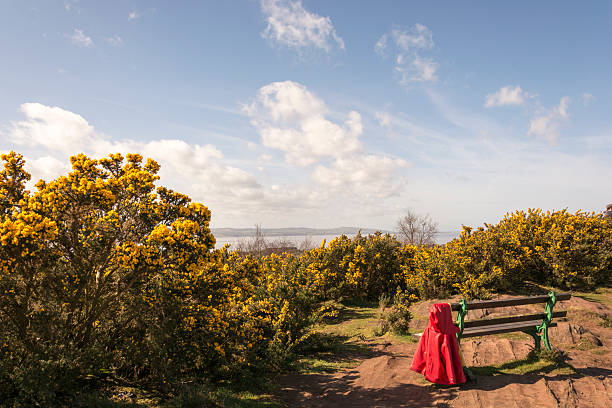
left=541, top=324, right=552, bottom=351
left=463, top=366, right=475, bottom=382
left=522, top=328, right=541, bottom=350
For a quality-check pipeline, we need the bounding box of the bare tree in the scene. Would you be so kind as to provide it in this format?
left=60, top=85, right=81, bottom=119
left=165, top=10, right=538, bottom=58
left=298, top=235, right=315, bottom=251
left=250, top=223, right=267, bottom=254
left=396, top=209, right=438, bottom=246
left=236, top=223, right=268, bottom=256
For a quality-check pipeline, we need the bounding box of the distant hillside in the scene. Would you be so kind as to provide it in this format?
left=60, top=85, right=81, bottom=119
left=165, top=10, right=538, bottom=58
left=211, top=227, right=394, bottom=238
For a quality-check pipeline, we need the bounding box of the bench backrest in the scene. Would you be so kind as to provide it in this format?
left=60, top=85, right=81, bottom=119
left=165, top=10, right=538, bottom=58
left=449, top=292, right=571, bottom=311
left=462, top=310, right=566, bottom=328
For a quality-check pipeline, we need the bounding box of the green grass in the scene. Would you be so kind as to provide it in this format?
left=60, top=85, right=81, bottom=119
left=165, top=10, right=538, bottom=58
left=292, top=331, right=374, bottom=375
left=599, top=314, right=612, bottom=328
left=293, top=304, right=383, bottom=374
left=470, top=349, right=576, bottom=377
left=573, top=287, right=612, bottom=308
left=316, top=305, right=379, bottom=339
left=182, top=387, right=280, bottom=408
left=495, top=331, right=532, bottom=341
left=72, top=380, right=282, bottom=408
left=293, top=352, right=365, bottom=374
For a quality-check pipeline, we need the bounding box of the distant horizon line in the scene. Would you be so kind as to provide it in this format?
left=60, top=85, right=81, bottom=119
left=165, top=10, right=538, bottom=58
left=211, top=226, right=459, bottom=238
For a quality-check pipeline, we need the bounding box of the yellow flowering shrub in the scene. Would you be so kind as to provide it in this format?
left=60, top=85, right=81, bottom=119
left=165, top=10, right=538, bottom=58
left=0, top=152, right=225, bottom=404
left=401, top=209, right=611, bottom=300
left=302, top=232, right=406, bottom=301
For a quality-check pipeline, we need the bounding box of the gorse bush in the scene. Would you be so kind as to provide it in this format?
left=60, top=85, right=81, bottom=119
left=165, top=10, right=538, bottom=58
left=0, top=152, right=315, bottom=405
left=377, top=290, right=416, bottom=336
left=0, top=151, right=610, bottom=405
left=301, top=232, right=405, bottom=301
left=399, top=210, right=611, bottom=300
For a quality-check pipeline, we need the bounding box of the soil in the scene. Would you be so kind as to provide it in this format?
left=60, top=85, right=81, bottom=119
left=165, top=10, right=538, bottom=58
left=276, top=294, right=612, bottom=407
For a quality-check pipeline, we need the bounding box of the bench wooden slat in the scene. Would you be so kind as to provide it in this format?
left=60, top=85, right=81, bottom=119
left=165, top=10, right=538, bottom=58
left=450, top=292, right=571, bottom=311
left=461, top=320, right=557, bottom=338
left=463, top=310, right=567, bottom=328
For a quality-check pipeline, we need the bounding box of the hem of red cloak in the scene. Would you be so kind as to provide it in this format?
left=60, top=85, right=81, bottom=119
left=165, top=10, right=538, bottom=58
left=410, top=366, right=466, bottom=385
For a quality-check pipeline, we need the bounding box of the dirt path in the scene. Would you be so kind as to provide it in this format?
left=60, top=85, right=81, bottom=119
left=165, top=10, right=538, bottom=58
left=276, top=295, right=612, bottom=407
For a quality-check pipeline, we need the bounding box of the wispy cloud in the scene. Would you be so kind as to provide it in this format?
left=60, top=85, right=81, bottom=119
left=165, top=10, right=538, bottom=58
left=581, top=92, right=594, bottom=106
left=128, top=11, right=140, bottom=20
left=485, top=85, right=531, bottom=107
left=260, top=0, right=344, bottom=54
left=106, top=36, right=123, bottom=46
left=376, top=24, right=438, bottom=84
left=375, top=111, right=391, bottom=127
left=64, top=0, right=78, bottom=11
left=484, top=85, right=573, bottom=143
left=67, top=29, right=93, bottom=48
left=528, top=97, right=570, bottom=143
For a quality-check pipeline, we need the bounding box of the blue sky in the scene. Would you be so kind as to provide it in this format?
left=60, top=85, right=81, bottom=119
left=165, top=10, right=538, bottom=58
left=1, top=0, right=611, bottom=230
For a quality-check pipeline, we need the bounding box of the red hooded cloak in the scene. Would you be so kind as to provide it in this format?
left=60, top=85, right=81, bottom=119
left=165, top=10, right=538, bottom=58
left=410, top=303, right=466, bottom=385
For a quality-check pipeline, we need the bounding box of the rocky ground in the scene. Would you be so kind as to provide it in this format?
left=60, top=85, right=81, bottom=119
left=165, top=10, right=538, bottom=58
left=276, top=291, right=612, bottom=407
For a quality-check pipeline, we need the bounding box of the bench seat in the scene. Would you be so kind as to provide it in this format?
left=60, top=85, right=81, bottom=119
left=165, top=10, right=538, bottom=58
left=462, top=319, right=557, bottom=338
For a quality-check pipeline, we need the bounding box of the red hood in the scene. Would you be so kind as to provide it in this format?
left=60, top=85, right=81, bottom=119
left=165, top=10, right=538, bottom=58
left=428, top=303, right=460, bottom=335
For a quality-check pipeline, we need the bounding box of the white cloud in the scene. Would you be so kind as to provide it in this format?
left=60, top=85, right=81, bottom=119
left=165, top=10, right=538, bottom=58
left=485, top=85, right=529, bottom=107
left=374, top=34, right=387, bottom=56
left=128, top=11, right=139, bottom=20
left=10, top=103, right=96, bottom=152
left=244, top=81, right=361, bottom=166
left=5, top=102, right=408, bottom=229
left=4, top=103, right=263, bottom=201
left=410, top=56, right=438, bottom=82
left=64, top=0, right=78, bottom=11
left=528, top=97, right=570, bottom=143
left=106, top=36, right=123, bottom=46
left=375, top=111, right=391, bottom=127
left=67, top=29, right=93, bottom=48
left=392, top=23, right=433, bottom=50
left=245, top=81, right=407, bottom=196
left=581, top=92, right=594, bottom=106
left=24, top=155, right=70, bottom=184
left=312, top=154, right=407, bottom=198
left=260, top=0, right=344, bottom=53
left=376, top=24, right=438, bottom=84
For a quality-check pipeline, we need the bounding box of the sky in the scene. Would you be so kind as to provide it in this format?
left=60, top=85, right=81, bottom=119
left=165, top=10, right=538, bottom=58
left=1, top=0, right=611, bottom=231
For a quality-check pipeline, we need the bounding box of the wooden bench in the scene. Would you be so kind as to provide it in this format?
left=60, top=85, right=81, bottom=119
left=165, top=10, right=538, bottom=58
left=451, top=291, right=571, bottom=351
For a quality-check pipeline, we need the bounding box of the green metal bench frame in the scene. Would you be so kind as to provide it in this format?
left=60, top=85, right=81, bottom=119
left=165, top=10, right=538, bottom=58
left=453, top=291, right=571, bottom=351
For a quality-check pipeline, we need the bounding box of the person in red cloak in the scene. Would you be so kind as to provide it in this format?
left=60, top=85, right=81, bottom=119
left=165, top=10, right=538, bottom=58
left=410, top=303, right=466, bottom=385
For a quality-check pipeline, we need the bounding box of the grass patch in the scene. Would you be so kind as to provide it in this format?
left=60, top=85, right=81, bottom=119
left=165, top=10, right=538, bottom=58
left=194, top=387, right=280, bottom=408
left=72, top=383, right=282, bottom=408
left=386, top=331, right=420, bottom=344
left=573, top=287, right=612, bottom=308
left=292, top=304, right=383, bottom=375
left=339, top=298, right=379, bottom=309
left=317, top=305, right=380, bottom=339
left=496, top=331, right=531, bottom=341
left=293, top=330, right=375, bottom=374
left=599, top=314, right=612, bottom=328
left=293, top=354, right=363, bottom=374
left=470, top=348, right=576, bottom=377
